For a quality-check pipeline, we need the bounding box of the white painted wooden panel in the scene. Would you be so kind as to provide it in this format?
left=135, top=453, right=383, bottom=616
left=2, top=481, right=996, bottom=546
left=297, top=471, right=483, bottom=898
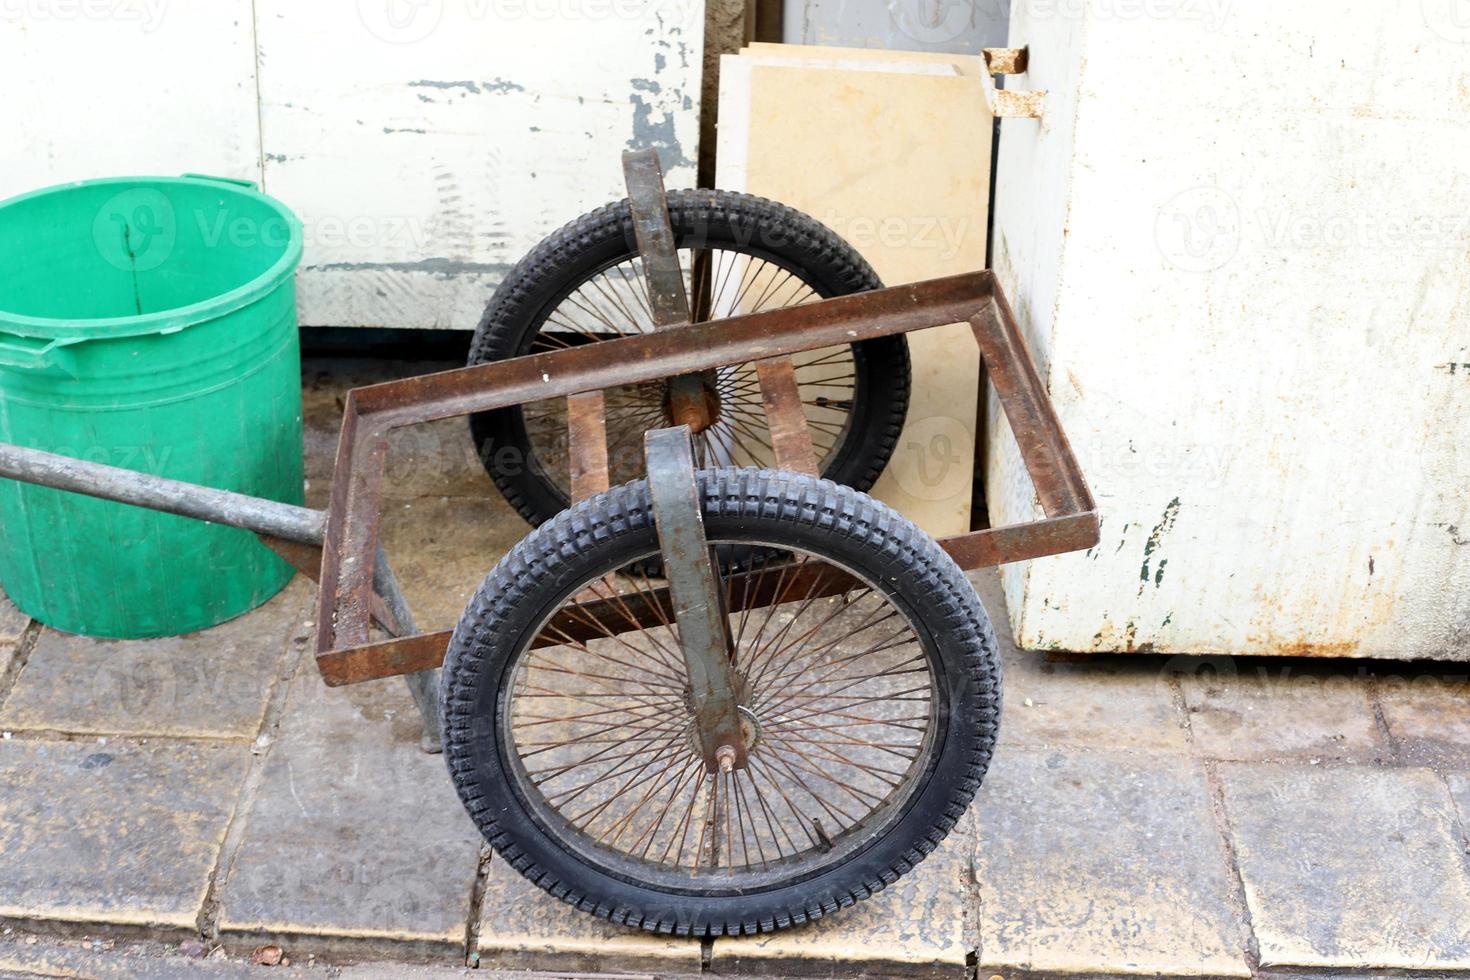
left=0, top=2, right=260, bottom=196
left=255, top=0, right=705, bottom=329
left=784, top=0, right=1011, bottom=53
left=990, top=0, right=1470, bottom=658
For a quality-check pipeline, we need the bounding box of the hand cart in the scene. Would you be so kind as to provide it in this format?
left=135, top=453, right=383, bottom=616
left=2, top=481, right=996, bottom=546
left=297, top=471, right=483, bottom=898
left=0, top=148, right=1096, bottom=938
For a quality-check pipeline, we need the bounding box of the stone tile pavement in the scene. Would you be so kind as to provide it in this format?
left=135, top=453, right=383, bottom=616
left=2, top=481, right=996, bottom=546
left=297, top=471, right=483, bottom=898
left=0, top=359, right=1467, bottom=979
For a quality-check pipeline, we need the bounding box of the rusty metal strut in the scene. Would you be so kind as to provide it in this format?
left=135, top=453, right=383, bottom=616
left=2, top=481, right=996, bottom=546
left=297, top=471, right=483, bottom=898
left=644, top=425, right=747, bottom=774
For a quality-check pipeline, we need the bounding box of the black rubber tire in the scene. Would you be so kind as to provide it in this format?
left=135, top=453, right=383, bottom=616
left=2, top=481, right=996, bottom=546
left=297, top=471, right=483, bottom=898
left=467, top=189, right=911, bottom=527
left=441, top=469, right=1000, bottom=937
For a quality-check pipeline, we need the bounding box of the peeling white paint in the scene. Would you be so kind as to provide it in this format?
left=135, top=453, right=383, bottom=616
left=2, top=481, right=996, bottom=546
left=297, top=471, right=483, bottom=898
left=0, top=2, right=705, bottom=334
left=989, top=1, right=1470, bottom=658
left=257, top=0, right=705, bottom=329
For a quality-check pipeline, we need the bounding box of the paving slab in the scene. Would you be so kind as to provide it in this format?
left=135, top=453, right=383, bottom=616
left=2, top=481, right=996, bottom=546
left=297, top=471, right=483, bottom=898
left=215, top=664, right=482, bottom=950
left=0, top=640, right=19, bottom=687
left=1375, top=669, right=1470, bottom=766
left=1448, top=771, right=1470, bottom=830
left=0, top=586, right=29, bottom=643
left=302, top=358, right=489, bottom=506
left=0, top=578, right=311, bottom=741
left=974, top=748, right=1251, bottom=977
left=999, top=652, right=1192, bottom=754
left=971, top=570, right=1190, bottom=754
left=0, top=937, right=492, bottom=978
left=475, top=854, right=703, bottom=975
left=1178, top=660, right=1383, bottom=762
left=706, top=810, right=977, bottom=978
left=0, top=738, right=250, bottom=933
left=379, top=493, right=530, bottom=632
left=0, top=939, right=261, bottom=979
left=1217, top=761, right=1470, bottom=969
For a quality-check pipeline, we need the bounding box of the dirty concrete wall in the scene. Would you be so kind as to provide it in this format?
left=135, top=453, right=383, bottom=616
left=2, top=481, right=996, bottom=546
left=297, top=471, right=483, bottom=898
left=783, top=0, right=1011, bottom=53
left=988, top=1, right=1470, bottom=658
left=0, top=1, right=705, bottom=331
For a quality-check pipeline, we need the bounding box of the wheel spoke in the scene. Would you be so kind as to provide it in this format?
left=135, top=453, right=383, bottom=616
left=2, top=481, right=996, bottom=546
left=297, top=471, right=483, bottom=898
left=505, top=542, right=936, bottom=879
left=512, top=248, right=859, bottom=500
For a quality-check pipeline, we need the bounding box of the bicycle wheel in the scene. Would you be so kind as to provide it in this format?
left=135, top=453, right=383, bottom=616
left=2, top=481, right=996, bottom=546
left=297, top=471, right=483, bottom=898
left=467, top=190, right=910, bottom=526
left=441, top=468, right=999, bottom=936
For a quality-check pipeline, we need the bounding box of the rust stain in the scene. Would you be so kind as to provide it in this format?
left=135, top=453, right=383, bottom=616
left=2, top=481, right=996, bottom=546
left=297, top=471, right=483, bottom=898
left=1066, top=368, right=1085, bottom=399
left=1247, top=637, right=1361, bottom=658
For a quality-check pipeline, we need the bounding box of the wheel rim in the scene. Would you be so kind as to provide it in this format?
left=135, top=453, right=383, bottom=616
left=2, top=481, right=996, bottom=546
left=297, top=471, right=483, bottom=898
left=517, top=248, right=860, bottom=497
left=498, top=542, right=941, bottom=890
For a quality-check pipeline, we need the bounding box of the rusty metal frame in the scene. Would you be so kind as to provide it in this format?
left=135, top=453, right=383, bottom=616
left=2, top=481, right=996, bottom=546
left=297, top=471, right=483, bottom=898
left=312, top=268, right=1098, bottom=685
left=313, top=162, right=1098, bottom=688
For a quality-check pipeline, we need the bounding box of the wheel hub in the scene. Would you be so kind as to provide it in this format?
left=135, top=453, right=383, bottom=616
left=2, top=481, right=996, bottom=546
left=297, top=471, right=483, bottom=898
left=736, top=705, right=762, bottom=752
left=682, top=675, right=762, bottom=758
left=663, top=370, right=722, bottom=434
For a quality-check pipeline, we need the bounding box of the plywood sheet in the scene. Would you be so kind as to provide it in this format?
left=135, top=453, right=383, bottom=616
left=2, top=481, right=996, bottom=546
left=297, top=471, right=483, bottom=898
left=717, top=56, right=990, bottom=536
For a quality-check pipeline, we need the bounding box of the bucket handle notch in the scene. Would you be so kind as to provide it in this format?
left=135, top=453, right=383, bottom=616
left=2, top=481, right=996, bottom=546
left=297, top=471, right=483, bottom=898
left=181, top=172, right=259, bottom=191
left=0, top=334, right=78, bottom=373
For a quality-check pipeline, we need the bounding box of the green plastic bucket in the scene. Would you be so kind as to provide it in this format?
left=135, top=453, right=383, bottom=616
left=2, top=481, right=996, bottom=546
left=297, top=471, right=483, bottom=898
left=0, top=175, right=306, bottom=639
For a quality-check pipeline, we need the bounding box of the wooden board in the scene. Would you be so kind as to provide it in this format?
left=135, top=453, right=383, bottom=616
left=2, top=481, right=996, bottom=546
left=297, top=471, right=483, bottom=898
left=716, top=50, right=990, bottom=536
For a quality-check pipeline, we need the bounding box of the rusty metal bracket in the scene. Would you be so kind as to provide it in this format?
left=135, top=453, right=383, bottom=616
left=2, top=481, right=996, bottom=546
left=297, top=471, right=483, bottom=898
left=624, top=149, right=692, bottom=328
left=982, top=47, right=1029, bottom=74
left=624, top=149, right=718, bottom=435
left=981, top=47, right=1045, bottom=119
left=754, top=356, right=819, bottom=475
left=645, top=425, right=747, bottom=774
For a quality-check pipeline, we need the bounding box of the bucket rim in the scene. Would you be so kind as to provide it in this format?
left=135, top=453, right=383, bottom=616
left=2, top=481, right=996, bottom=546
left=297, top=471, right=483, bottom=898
left=0, top=174, right=304, bottom=342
